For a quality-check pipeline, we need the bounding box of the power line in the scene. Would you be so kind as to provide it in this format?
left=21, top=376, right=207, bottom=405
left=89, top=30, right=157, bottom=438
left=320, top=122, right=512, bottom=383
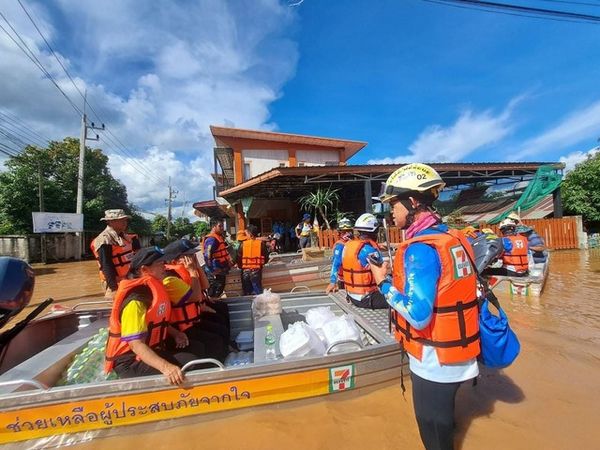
left=422, top=0, right=600, bottom=23
left=0, top=12, right=83, bottom=115
left=0, top=110, right=51, bottom=146
left=14, top=1, right=171, bottom=187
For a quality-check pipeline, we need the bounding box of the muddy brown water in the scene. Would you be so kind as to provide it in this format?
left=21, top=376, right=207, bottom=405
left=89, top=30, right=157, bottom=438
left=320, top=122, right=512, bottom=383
left=17, top=250, right=600, bottom=449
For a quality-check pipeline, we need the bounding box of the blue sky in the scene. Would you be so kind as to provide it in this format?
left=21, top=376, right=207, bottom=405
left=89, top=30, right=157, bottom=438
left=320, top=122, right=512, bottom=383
left=0, top=0, right=599, bottom=217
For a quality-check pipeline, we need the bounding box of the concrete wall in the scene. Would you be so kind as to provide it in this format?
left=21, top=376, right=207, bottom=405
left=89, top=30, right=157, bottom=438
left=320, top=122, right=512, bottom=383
left=242, top=149, right=289, bottom=179
left=0, top=233, right=154, bottom=263
left=296, top=149, right=339, bottom=166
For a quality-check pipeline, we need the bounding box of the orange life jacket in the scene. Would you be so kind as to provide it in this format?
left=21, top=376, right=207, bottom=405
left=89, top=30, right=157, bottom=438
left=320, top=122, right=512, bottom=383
left=205, top=232, right=231, bottom=265
left=165, top=263, right=192, bottom=285
left=342, top=239, right=379, bottom=295
left=241, top=238, right=265, bottom=270
left=164, top=263, right=202, bottom=332
left=391, top=229, right=480, bottom=364
left=502, top=235, right=529, bottom=273
left=90, top=233, right=138, bottom=282
left=104, top=276, right=171, bottom=373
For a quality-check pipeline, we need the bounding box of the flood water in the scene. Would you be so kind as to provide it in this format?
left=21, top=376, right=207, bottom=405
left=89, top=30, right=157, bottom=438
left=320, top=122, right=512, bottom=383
left=21, top=250, right=600, bottom=449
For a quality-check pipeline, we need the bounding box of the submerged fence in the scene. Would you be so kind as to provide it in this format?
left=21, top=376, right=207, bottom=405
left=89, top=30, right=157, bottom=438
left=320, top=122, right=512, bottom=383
left=318, top=216, right=584, bottom=251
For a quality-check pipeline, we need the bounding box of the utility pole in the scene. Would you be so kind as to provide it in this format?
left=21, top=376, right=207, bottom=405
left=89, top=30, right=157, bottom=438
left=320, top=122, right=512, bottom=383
left=38, top=161, right=46, bottom=264
left=166, top=177, right=177, bottom=240
left=76, top=100, right=104, bottom=259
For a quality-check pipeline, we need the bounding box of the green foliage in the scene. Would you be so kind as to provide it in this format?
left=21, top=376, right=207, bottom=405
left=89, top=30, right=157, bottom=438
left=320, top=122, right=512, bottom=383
left=562, top=152, right=600, bottom=223
left=195, top=221, right=210, bottom=237
left=151, top=214, right=169, bottom=234
left=172, top=217, right=196, bottom=238
left=298, top=186, right=340, bottom=229
left=0, top=138, right=141, bottom=234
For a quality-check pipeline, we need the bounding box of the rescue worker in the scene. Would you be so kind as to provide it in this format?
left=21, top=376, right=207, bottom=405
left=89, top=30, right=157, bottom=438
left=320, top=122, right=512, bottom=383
left=104, top=247, right=205, bottom=385
left=238, top=225, right=268, bottom=295
left=517, top=225, right=548, bottom=264
left=91, top=209, right=140, bottom=300
left=325, top=218, right=354, bottom=293
left=341, top=213, right=387, bottom=309
left=506, top=211, right=521, bottom=225
left=295, top=213, right=313, bottom=249
left=203, top=219, right=234, bottom=298
left=495, top=219, right=530, bottom=276
left=161, top=240, right=228, bottom=362
left=370, top=163, right=480, bottom=450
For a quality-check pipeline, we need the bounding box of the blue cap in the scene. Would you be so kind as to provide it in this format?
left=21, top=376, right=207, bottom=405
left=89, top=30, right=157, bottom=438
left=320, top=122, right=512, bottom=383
left=302, top=213, right=311, bottom=220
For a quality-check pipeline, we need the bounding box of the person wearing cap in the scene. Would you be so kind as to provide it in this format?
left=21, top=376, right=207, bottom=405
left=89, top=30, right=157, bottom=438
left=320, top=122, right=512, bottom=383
left=161, top=240, right=228, bottom=362
left=507, top=211, right=521, bottom=225
left=91, top=209, right=140, bottom=300
left=295, top=213, right=313, bottom=249
left=369, top=163, right=480, bottom=450
left=203, top=219, right=235, bottom=298
left=340, top=213, right=387, bottom=309
left=237, top=225, right=268, bottom=295
left=325, top=218, right=354, bottom=294
left=104, top=247, right=205, bottom=385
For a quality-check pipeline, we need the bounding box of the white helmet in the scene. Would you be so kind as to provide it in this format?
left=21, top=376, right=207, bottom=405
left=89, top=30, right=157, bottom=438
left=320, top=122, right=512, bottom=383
left=379, top=163, right=446, bottom=203
left=354, top=213, right=379, bottom=233
left=499, top=218, right=516, bottom=230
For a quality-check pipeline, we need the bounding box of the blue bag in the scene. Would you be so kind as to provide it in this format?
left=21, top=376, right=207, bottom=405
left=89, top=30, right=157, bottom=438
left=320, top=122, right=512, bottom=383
left=478, top=298, right=520, bottom=368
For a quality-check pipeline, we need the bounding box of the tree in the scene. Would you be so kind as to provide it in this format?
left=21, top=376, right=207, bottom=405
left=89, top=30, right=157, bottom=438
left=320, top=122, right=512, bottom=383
left=0, top=138, right=146, bottom=234
left=151, top=215, right=169, bottom=234
left=298, top=186, right=340, bottom=229
left=195, top=221, right=210, bottom=237
left=172, top=217, right=196, bottom=238
left=562, top=152, right=600, bottom=224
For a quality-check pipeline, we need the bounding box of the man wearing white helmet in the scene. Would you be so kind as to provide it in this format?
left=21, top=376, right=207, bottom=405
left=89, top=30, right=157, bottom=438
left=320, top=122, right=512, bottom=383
left=370, top=163, right=480, bottom=450
left=485, top=219, right=529, bottom=277
left=339, top=213, right=387, bottom=309
left=325, top=218, right=354, bottom=293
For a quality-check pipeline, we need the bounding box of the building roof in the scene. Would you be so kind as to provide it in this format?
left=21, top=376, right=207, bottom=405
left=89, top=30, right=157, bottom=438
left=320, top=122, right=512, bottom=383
left=210, top=125, right=367, bottom=160
left=217, top=162, right=564, bottom=201
left=192, top=200, right=233, bottom=220
left=458, top=194, right=555, bottom=223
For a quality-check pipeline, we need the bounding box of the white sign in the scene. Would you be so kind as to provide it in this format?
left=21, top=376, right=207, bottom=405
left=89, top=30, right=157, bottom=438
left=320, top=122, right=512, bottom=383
left=32, top=212, right=84, bottom=233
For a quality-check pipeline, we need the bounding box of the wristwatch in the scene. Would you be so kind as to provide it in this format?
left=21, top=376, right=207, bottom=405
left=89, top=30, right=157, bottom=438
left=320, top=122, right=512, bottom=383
left=377, top=276, right=391, bottom=290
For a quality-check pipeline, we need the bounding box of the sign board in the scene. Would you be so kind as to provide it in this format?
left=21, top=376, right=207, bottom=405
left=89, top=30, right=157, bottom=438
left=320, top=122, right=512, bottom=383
left=32, top=212, right=84, bottom=233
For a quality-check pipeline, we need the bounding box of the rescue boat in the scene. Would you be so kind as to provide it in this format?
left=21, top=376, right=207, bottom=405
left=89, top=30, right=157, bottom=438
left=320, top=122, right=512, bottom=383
left=0, top=291, right=403, bottom=447
left=486, top=256, right=550, bottom=297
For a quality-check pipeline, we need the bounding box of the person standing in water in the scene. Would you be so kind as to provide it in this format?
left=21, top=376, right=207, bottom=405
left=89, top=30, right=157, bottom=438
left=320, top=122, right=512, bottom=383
left=370, top=163, right=480, bottom=450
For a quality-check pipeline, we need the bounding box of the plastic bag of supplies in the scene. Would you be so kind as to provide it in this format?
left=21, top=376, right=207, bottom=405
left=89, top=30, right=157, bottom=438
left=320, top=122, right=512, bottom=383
left=252, top=288, right=282, bottom=318
left=321, top=315, right=361, bottom=349
left=279, top=321, right=325, bottom=358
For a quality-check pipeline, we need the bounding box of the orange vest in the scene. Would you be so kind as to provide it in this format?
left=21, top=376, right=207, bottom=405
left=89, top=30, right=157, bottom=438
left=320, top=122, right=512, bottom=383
left=90, top=233, right=138, bottom=282
left=205, top=232, right=231, bottom=265
left=164, top=263, right=202, bottom=332
left=502, top=235, right=529, bottom=273
left=342, top=239, right=379, bottom=295
left=391, top=229, right=480, bottom=364
left=241, top=238, right=265, bottom=270
left=104, top=276, right=171, bottom=373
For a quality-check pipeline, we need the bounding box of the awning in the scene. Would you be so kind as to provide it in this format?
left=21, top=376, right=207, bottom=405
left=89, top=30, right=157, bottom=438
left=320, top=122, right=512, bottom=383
left=192, top=200, right=233, bottom=220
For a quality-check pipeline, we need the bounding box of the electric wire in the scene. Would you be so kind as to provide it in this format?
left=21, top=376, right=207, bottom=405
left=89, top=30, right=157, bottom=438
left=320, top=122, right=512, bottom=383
left=422, top=0, right=600, bottom=23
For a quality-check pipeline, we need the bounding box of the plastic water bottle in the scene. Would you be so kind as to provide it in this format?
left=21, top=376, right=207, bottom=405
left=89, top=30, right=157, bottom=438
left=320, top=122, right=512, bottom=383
left=265, top=324, right=277, bottom=361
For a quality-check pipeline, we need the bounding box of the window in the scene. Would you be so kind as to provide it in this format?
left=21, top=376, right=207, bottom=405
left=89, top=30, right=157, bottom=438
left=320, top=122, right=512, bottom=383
left=298, top=162, right=305, bottom=167
left=279, top=162, right=286, bottom=167
left=243, top=163, right=251, bottom=181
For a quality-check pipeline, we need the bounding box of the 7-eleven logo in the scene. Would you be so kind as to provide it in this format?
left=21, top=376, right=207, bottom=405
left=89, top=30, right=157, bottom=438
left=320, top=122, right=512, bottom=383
left=329, top=364, right=355, bottom=392
left=450, top=246, right=473, bottom=279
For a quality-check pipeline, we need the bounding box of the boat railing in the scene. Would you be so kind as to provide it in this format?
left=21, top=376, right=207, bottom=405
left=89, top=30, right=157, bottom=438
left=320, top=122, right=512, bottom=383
left=290, top=286, right=311, bottom=293
left=0, top=378, right=48, bottom=391
left=181, top=359, right=225, bottom=373
left=326, top=339, right=364, bottom=355
left=72, top=300, right=113, bottom=310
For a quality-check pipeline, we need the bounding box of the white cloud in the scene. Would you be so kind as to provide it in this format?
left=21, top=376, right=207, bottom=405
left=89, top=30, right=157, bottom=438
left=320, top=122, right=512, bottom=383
left=0, top=0, right=299, bottom=217
left=514, top=100, right=600, bottom=159
left=559, top=146, right=600, bottom=173
left=368, top=97, right=520, bottom=164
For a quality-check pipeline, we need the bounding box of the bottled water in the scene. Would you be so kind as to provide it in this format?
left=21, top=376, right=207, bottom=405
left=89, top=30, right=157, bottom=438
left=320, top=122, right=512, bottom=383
left=265, top=324, right=277, bottom=361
